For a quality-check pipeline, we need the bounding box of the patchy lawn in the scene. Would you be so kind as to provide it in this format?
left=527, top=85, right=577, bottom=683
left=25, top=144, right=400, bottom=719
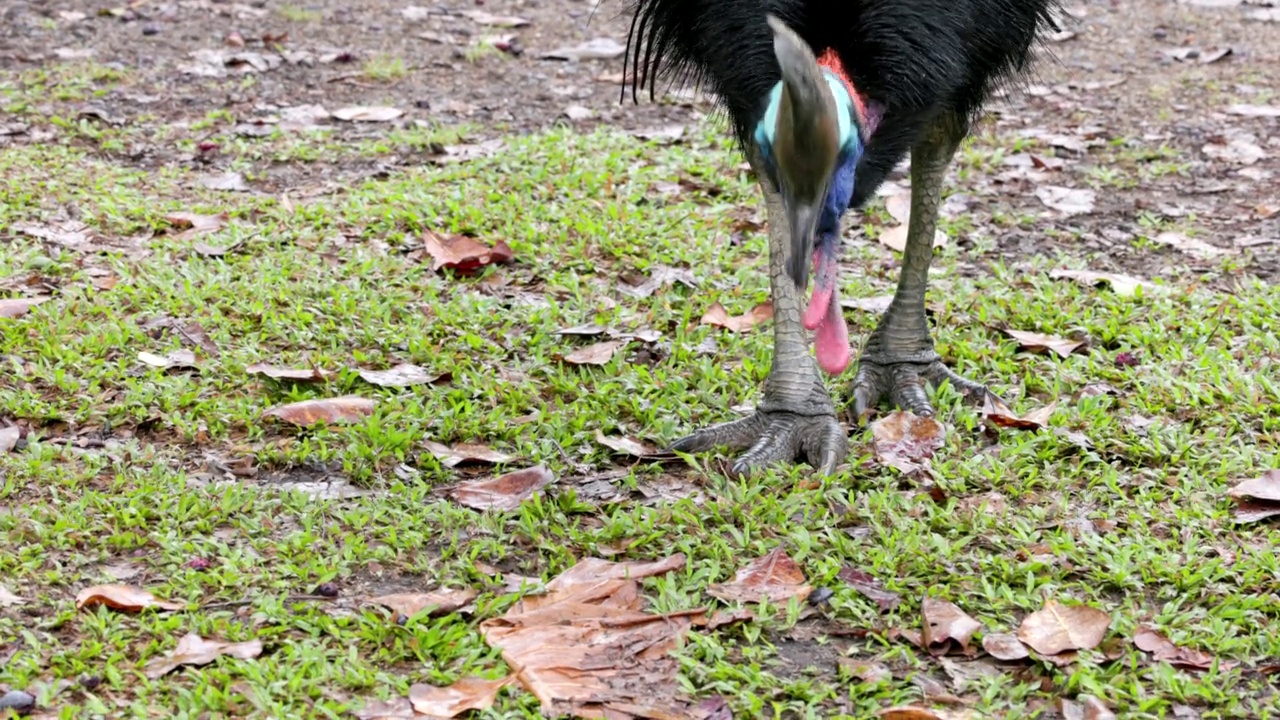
left=2, top=0, right=1280, bottom=718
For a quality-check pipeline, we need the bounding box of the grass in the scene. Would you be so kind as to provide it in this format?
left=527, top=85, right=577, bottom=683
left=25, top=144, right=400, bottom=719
left=3, top=62, right=1280, bottom=720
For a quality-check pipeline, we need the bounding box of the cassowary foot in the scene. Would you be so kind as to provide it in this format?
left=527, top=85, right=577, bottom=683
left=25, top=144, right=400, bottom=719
left=851, top=349, right=989, bottom=421
left=671, top=382, right=846, bottom=476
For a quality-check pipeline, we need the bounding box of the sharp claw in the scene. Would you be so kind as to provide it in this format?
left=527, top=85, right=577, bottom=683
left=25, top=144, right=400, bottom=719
left=674, top=410, right=846, bottom=476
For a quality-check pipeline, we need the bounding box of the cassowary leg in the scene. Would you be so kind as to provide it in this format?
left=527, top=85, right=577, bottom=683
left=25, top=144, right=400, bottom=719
left=851, top=114, right=990, bottom=420
left=671, top=156, right=846, bottom=476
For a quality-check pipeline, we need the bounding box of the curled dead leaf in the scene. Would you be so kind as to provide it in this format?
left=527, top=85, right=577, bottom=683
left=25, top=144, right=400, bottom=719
left=1226, top=471, right=1280, bottom=523
left=261, top=396, right=375, bottom=426
left=138, top=349, right=198, bottom=371
left=1004, top=328, right=1087, bottom=358
left=869, top=410, right=945, bottom=473
left=982, top=394, right=1058, bottom=431
left=409, top=676, right=512, bottom=717
left=1133, top=626, right=1230, bottom=671
left=1017, top=599, right=1110, bottom=656
left=246, top=363, right=332, bottom=382
left=563, top=340, right=624, bottom=366
left=424, top=231, right=514, bottom=274
left=1035, top=185, right=1096, bottom=215
left=144, top=633, right=263, bottom=679
left=1048, top=268, right=1156, bottom=297
left=837, top=567, right=902, bottom=612
left=164, top=211, right=229, bottom=238
left=707, top=547, right=812, bottom=605
left=424, top=441, right=515, bottom=468
left=921, top=597, right=983, bottom=655
left=450, top=465, right=554, bottom=511
left=700, top=301, right=773, bottom=333
left=594, top=429, right=665, bottom=458
left=75, top=584, right=185, bottom=612
left=982, top=632, right=1031, bottom=660
left=356, top=363, right=443, bottom=388
left=0, top=296, right=50, bottom=319
left=367, top=588, right=478, bottom=624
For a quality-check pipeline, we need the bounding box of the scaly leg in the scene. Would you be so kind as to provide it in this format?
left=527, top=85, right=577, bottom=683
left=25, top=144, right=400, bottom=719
left=851, top=113, right=991, bottom=419
left=671, top=152, right=847, bottom=476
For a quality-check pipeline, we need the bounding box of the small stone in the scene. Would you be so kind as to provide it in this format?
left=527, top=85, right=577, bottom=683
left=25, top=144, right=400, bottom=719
left=0, top=690, right=35, bottom=714
left=141, top=22, right=160, bottom=35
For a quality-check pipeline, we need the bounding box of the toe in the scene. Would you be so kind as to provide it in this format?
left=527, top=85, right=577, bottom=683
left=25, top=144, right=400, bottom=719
left=923, top=361, right=988, bottom=403
left=731, top=418, right=800, bottom=475
left=802, top=417, right=847, bottom=475
left=670, top=414, right=765, bottom=453
left=851, top=364, right=886, bottom=422
left=889, top=365, right=935, bottom=416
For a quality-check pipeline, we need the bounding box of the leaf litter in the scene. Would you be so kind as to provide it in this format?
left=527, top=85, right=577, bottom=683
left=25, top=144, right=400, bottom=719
left=1225, top=469, right=1280, bottom=523
left=245, top=363, right=333, bottom=382
left=869, top=410, right=946, bottom=474
left=478, top=554, right=709, bottom=718
left=921, top=597, right=983, bottom=655
left=144, top=633, right=263, bottom=679
left=594, top=429, right=667, bottom=458
left=261, top=396, right=375, bottom=426
left=409, top=676, right=513, bottom=717
left=982, top=394, right=1058, bottom=431
left=75, top=584, right=185, bottom=612
left=1004, top=328, right=1087, bottom=358
left=1017, top=598, right=1111, bottom=656
left=449, top=465, right=554, bottom=511
left=356, top=363, right=444, bottom=388
left=1048, top=268, right=1157, bottom=297
left=0, top=296, right=50, bottom=319
left=423, top=441, right=516, bottom=468
left=366, top=588, right=478, bottom=624
left=699, top=301, right=773, bottom=332
left=1134, top=626, right=1233, bottom=671
left=707, top=547, right=812, bottom=605
left=562, top=340, right=625, bottom=366
left=423, top=231, right=514, bottom=274
left=837, top=567, right=902, bottom=612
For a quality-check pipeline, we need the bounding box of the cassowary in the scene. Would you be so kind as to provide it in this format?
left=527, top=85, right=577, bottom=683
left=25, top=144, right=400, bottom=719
left=623, top=0, right=1058, bottom=475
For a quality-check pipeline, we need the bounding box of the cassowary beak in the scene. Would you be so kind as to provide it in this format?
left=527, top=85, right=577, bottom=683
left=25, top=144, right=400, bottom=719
left=764, top=15, right=841, bottom=291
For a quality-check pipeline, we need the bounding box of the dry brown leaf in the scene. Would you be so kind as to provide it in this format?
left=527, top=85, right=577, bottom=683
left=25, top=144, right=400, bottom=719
left=424, top=231, right=514, bottom=274
left=870, top=410, right=945, bottom=473
left=1153, top=231, right=1233, bottom=260
left=840, top=658, right=892, bottom=684
left=1226, top=104, right=1280, bottom=118
left=164, top=211, right=229, bottom=238
left=144, top=633, right=263, bottom=679
left=409, top=676, right=512, bottom=717
left=837, top=567, right=902, bottom=612
left=461, top=9, right=529, bottom=26
left=921, top=597, right=983, bottom=655
left=262, top=396, right=375, bottom=426
left=356, top=363, right=442, bottom=388
left=0, top=296, right=50, bottom=319
left=0, top=426, right=19, bottom=453
left=246, top=363, right=332, bottom=382
left=479, top=554, right=701, bottom=718
left=75, top=584, right=185, bottom=612
left=0, top=586, right=27, bottom=607
left=367, top=588, right=478, bottom=623
left=555, top=323, right=608, bottom=337
left=539, top=37, right=627, bottom=61
left=842, top=295, right=894, bottom=314
left=707, top=548, right=812, bottom=605
left=450, top=465, right=555, bottom=511
left=1035, top=186, right=1096, bottom=215
left=1226, top=471, right=1280, bottom=523
left=138, top=349, right=198, bottom=370
left=1004, top=328, right=1086, bottom=358
left=594, top=429, right=662, bottom=457
left=332, top=106, right=404, bottom=122
left=1133, top=626, right=1230, bottom=671
left=982, top=632, right=1031, bottom=661
left=706, top=607, right=755, bottom=630
left=424, top=441, right=515, bottom=468
left=879, top=707, right=981, bottom=720
left=563, top=340, right=624, bottom=366
left=1017, top=599, right=1110, bottom=656
left=354, top=697, right=416, bottom=719
left=700, top=301, right=773, bottom=333
left=1048, top=269, right=1157, bottom=297
left=982, top=394, right=1058, bottom=431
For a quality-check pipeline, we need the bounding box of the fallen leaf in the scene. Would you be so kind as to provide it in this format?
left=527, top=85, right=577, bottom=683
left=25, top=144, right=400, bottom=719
left=837, top=567, right=902, bottom=612
left=841, top=295, right=894, bottom=314
left=75, top=584, right=185, bottom=612
left=367, top=588, right=478, bottom=623
left=0, top=586, right=26, bottom=607
left=0, top=426, right=19, bottom=453
left=144, top=633, right=263, bottom=679
left=840, top=658, right=893, bottom=683
left=1048, top=268, right=1157, bottom=297
left=707, top=548, right=812, bottom=605
left=450, top=465, right=555, bottom=511
left=1152, top=231, right=1233, bottom=260
left=564, top=104, right=594, bottom=121
left=354, top=697, right=416, bottom=719
left=982, top=632, right=1031, bottom=660
left=1035, top=186, right=1096, bottom=215
left=245, top=363, right=332, bottom=382
left=921, top=597, right=983, bottom=655
left=430, top=139, right=506, bottom=165
left=705, top=607, right=755, bottom=630
left=164, top=212, right=229, bottom=238
left=1017, top=599, right=1110, bottom=656
left=332, top=106, right=404, bottom=122
left=0, top=296, right=49, bottom=319
left=628, top=125, right=686, bottom=144
left=1079, top=695, right=1118, bottom=720
left=1226, top=104, right=1280, bottom=118
left=424, top=441, right=515, bottom=468
left=555, top=323, right=608, bottom=337
left=479, top=554, right=702, bottom=718
left=540, top=37, right=626, bottom=61
left=594, top=429, right=663, bottom=457
left=261, top=396, right=375, bottom=426
left=1225, top=470, right=1280, bottom=501
left=700, top=301, right=773, bottom=333
left=424, top=231, right=514, bottom=274
left=356, top=363, right=442, bottom=388
left=878, top=707, right=981, bottom=720
left=563, top=340, right=624, bottom=366
left=409, top=676, right=512, bottom=717
left=1202, top=138, right=1265, bottom=165
left=200, top=171, right=250, bottom=192
left=461, top=9, right=529, bottom=26
left=982, top=394, right=1057, bottom=431
left=1134, top=626, right=1232, bottom=671
left=137, top=349, right=198, bottom=371
left=870, top=410, right=945, bottom=472
left=1004, top=328, right=1086, bottom=358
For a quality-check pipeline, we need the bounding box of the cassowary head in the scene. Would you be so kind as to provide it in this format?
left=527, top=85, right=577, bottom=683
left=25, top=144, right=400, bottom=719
left=753, top=16, right=864, bottom=293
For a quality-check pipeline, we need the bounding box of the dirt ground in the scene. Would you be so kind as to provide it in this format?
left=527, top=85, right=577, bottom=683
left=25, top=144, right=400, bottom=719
left=3, top=0, right=1278, bottom=279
